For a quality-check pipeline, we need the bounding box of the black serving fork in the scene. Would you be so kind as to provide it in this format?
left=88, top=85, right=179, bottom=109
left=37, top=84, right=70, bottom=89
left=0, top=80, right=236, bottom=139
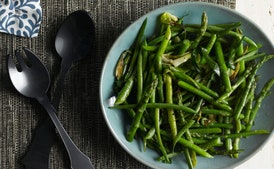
left=8, top=48, right=95, bottom=169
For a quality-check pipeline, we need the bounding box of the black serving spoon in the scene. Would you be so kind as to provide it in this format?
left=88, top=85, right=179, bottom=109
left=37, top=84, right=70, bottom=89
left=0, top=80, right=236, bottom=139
left=22, top=10, right=95, bottom=169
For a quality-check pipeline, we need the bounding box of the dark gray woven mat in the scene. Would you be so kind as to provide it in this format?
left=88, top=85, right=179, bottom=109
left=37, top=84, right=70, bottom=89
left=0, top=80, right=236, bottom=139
left=0, top=0, right=235, bottom=169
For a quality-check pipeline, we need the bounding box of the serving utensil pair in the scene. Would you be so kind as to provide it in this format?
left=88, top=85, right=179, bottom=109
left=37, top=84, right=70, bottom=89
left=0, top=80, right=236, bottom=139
left=8, top=10, right=95, bottom=169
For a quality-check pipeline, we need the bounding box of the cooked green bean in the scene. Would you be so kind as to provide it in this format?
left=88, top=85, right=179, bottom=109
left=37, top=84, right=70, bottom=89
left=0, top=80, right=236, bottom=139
left=178, top=80, right=214, bottom=101
left=111, top=102, right=197, bottom=114
left=206, top=34, right=217, bottom=53
left=224, top=116, right=233, bottom=153
left=177, top=92, right=197, bottom=167
left=214, top=40, right=232, bottom=92
left=221, top=130, right=269, bottom=138
left=189, top=128, right=223, bottom=135
left=200, top=138, right=223, bottom=150
left=165, top=73, right=177, bottom=138
left=137, top=50, right=143, bottom=102
left=234, top=50, right=264, bottom=63
left=160, top=130, right=213, bottom=158
left=201, top=108, right=231, bottom=116
left=155, top=25, right=171, bottom=73
left=154, top=106, right=170, bottom=162
left=184, top=148, right=195, bottom=169
left=142, top=40, right=148, bottom=72
left=157, top=151, right=182, bottom=162
left=177, top=137, right=213, bottom=158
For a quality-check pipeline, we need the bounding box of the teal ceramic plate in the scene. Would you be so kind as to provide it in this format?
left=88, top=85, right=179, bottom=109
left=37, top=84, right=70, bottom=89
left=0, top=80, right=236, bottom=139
left=100, top=2, right=274, bottom=169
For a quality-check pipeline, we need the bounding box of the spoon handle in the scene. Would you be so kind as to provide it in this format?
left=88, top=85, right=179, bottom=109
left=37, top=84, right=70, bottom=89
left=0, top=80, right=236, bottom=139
left=52, top=60, right=71, bottom=108
left=38, top=96, right=95, bottom=169
left=22, top=117, right=56, bottom=169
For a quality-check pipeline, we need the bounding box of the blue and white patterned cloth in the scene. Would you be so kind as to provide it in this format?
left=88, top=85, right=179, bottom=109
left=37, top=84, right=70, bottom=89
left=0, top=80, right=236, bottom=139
left=0, top=0, right=42, bottom=38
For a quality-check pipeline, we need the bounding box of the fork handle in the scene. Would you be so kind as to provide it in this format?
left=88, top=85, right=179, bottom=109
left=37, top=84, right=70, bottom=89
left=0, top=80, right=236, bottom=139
left=38, top=96, right=95, bottom=169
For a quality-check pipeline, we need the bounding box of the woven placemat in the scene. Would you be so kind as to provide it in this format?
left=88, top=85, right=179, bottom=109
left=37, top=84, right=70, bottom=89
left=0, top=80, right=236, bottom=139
left=0, top=0, right=235, bottom=168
